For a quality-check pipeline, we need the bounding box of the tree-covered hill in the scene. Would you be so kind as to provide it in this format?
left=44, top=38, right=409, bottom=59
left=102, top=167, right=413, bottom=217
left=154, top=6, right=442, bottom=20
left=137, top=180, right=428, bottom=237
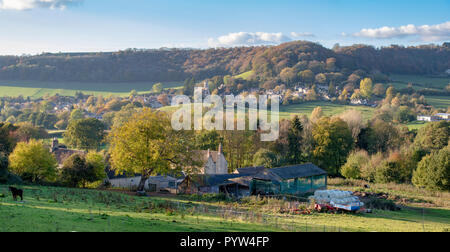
left=0, top=41, right=449, bottom=84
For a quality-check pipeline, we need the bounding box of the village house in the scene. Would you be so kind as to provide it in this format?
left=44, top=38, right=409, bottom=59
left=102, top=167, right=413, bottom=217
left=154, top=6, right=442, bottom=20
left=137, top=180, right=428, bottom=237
left=194, top=144, right=228, bottom=175
left=417, top=114, right=446, bottom=122
left=435, top=113, right=450, bottom=121
left=50, top=138, right=85, bottom=168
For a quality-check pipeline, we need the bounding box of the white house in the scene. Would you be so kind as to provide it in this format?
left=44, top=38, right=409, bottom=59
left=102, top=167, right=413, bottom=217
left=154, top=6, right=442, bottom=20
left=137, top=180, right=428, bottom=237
left=417, top=115, right=440, bottom=122
left=435, top=113, right=450, bottom=120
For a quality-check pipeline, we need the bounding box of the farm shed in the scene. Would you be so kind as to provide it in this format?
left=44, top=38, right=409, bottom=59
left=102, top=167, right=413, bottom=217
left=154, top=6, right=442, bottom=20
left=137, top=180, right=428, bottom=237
left=250, top=163, right=327, bottom=196
left=107, top=171, right=180, bottom=193
left=178, top=174, right=250, bottom=197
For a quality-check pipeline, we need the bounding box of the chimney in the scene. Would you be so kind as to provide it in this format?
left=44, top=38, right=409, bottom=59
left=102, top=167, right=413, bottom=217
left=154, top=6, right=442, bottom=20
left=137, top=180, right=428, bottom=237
left=207, top=149, right=211, bottom=158
left=218, top=143, right=222, bottom=155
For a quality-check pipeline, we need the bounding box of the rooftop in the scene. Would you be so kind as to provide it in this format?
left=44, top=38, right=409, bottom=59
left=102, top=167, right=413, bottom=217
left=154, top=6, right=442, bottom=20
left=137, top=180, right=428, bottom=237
left=270, top=163, right=327, bottom=180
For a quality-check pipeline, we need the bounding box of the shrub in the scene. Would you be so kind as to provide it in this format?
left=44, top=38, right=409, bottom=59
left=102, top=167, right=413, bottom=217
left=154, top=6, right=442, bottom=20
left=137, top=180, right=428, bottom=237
left=341, top=150, right=369, bottom=179
left=61, top=154, right=104, bottom=188
left=375, top=152, right=411, bottom=184
left=361, top=152, right=384, bottom=182
left=363, top=198, right=398, bottom=211
left=413, top=146, right=450, bottom=191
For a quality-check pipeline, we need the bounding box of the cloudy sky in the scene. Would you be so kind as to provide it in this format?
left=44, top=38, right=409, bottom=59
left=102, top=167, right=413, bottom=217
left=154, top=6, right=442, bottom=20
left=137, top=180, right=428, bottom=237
left=0, top=0, right=449, bottom=55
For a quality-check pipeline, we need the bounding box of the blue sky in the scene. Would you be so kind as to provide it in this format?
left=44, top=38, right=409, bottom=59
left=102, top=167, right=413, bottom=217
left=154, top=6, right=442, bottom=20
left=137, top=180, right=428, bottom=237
left=0, top=0, right=449, bottom=55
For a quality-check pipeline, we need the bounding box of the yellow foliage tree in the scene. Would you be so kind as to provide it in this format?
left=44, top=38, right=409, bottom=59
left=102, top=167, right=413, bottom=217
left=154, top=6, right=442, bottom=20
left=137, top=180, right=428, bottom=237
left=9, top=139, right=57, bottom=183
left=109, top=108, right=198, bottom=191
left=360, top=78, right=373, bottom=99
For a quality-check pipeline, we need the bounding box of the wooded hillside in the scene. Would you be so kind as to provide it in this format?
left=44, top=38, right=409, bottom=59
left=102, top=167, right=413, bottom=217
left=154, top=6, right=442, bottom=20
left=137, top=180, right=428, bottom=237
left=0, top=41, right=449, bottom=83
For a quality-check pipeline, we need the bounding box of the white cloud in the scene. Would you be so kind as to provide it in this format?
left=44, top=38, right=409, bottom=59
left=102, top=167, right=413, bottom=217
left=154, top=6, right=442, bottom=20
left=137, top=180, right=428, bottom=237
left=353, top=21, right=450, bottom=41
left=0, top=0, right=81, bottom=10
left=290, top=32, right=315, bottom=38
left=208, top=32, right=293, bottom=47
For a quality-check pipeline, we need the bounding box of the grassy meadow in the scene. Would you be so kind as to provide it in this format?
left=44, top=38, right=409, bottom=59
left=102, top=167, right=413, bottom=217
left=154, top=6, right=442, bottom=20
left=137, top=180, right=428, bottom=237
left=278, top=102, right=375, bottom=120
left=159, top=101, right=375, bottom=122
left=426, top=96, right=450, bottom=109
left=0, top=184, right=449, bottom=232
left=389, top=74, right=450, bottom=90
left=0, top=80, right=183, bottom=99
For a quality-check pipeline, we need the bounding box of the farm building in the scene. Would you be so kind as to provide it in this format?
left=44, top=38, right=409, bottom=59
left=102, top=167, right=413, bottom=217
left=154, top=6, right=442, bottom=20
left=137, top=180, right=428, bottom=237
left=179, top=163, right=327, bottom=197
left=193, top=144, right=228, bottom=175
left=107, top=172, right=180, bottom=193
left=250, top=163, right=328, bottom=196
left=178, top=174, right=250, bottom=197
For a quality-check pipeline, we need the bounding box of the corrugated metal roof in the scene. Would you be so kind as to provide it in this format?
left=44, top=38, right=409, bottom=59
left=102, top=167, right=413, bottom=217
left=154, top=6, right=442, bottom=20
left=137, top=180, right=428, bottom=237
left=188, top=174, right=246, bottom=187
left=237, top=166, right=266, bottom=175
left=269, top=163, right=327, bottom=180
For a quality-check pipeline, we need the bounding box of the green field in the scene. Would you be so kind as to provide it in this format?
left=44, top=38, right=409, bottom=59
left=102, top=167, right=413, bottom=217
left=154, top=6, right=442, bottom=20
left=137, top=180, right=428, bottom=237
left=426, top=96, right=450, bottom=109
left=389, top=74, right=450, bottom=90
left=0, top=80, right=183, bottom=99
left=278, top=102, right=375, bottom=120
left=406, top=121, right=430, bottom=130
left=1, top=184, right=449, bottom=232
left=234, top=70, right=255, bottom=80
left=160, top=101, right=376, bottom=121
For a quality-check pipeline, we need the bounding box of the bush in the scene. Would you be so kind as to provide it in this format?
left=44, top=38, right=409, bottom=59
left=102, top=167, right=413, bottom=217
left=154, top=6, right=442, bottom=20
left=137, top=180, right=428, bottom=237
left=341, top=150, right=369, bottom=179
left=361, top=152, right=384, bottom=182
left=8, top=140, right=57, bottom=183
left=363, top=198, right=398, bottom=211
left=61, top=154, right=104, bottom=188
left=375, top=152, right=411, bottom=184
left=413, top=146, right=450, bottom=191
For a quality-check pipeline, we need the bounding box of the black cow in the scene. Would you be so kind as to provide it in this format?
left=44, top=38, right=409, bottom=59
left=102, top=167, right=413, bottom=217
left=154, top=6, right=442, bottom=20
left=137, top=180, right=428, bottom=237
left=9, top=187, right=23, bottom=201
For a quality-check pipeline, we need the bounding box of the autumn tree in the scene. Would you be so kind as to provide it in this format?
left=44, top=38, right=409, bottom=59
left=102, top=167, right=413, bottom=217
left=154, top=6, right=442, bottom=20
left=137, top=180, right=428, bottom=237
left=373, top=83, right=385, bottom=97
left=8, top=139, right=57, bottom=183
left=312, top=117, right=354, bottom=175
left=69, top=109, right=85, bottom=122
left=339, top=110, right=365, bottom=141
left=61, top=154, right=97, bottom=188
left=299, top=70, right=314, bottom=84
left=341, top=150, right=370, bottom=179
left=64, top=118, right=106, bottom=151
left=412, top=146, right=449, bottom=191
left=360, top=78, right=373, bottom=99
left=253, top=148, right=278, bottom=168
left=310, top=106, right=323, bottom=123
left=109, top=108, right=197, bottom=192
left=152, top=83, right=164, bottom=94
left=280, top=67, right=297, bottom=86
left=414, top=121, right=449, bottom=153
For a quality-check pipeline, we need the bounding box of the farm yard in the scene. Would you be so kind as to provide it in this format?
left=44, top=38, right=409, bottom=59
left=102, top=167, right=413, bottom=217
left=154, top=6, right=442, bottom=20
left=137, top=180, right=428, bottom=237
left=1, top=183, right=449, bottom=232
left=0, top=80, right=183, bottom=98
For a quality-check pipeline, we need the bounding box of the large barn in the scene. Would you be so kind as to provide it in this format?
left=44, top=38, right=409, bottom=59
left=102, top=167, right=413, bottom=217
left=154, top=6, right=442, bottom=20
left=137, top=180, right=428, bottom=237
left=250, top=163, right=328, bottom=196
left=179, top=163, right=327, bottom=197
